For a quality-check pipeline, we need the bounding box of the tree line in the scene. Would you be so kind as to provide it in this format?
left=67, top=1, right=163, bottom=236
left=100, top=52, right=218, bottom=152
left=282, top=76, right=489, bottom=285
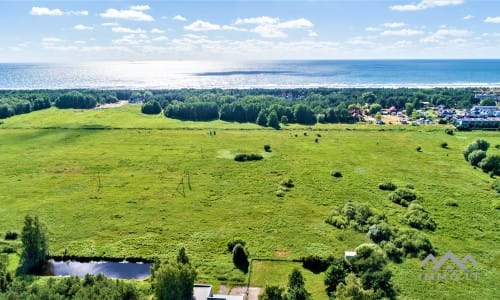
left=1, top=88, right=488, bottom=121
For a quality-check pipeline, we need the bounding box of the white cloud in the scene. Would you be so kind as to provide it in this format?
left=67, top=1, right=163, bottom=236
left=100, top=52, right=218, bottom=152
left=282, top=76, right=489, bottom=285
left=234, top=16, right=314, bottom=38
left=112, top=34, right=151, bottom=45
left=112, top=27, right=146, bottom=34
left=421, top=28, right=471, bottom=43
left=153, top=36, right=168, bottom=42
left=463, top=15, right=474, bottom=20
left=184, top=20, right=221, bottom=31
left=129, top=5, right=150, bottom=11
left=102, top=22, right=119, bottom=27
left=484, top=16, right=500, bottom=23
left=30, top=7, right=88, bottom=16
left=151, top=28, right=165, bottom=34
left=308, top=30, right=318, bottom=37
left=278, top=18, right=313, bottom=29
left=347, top=38, right=376, bottom=47
left=390, top=0, right=463, bottom=11
left=173, top=15, right=187, bottom=22
left=100, top=8, right=154, bottom=21
left=252, top=25, right=287, bottom=38
left=381, top=29, right=424, bottom=36
left=384, top=22, right=406, bottom=28
left=73, top=24, right=93, bottom=30
left=74, top=41, right=87, bottom=45
left=42, top=37, right=63, bottom=43
left=235, top=16, right=280, bottom=25
left=365, top=27, right=380, bottom=32
left=31, top=7, right=64, bottom=16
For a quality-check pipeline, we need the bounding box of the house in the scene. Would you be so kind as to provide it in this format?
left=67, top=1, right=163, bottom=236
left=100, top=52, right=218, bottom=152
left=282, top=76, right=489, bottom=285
left=193, top=284, right=244, bottom=300
left=474, top=93, right=498, bottom=100
left=344, top=251, right=357, bottom=260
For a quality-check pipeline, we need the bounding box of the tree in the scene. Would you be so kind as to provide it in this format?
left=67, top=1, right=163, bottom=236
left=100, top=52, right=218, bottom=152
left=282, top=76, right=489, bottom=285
left=232, top=244, right=249, bottom=273
left=367, top=224, right=392, bottom=244
left=177, top=247, right=190, bottom=265
left=479, top=154, right=500, bottom=175
left=405, top=102, right=414, bottom=117
left=267, top=111, right=280, bottom=129
left=260, top=285, right=285, bottom=300
left=153, top=261, right=197, bottom=300
left=141, top=100, right=162, bottom=114
left=467, top=150, right=487, bottom=167
left=368, top=104, right=382, bottom=115
left=334, top=273, right=376, bottom=300
left=287, top=269, right=310, bottom=300
left=479, top=97, right=496, bottom=106
left=280, top=115, right=289, bottom=126
left=293, top=104, right=316, bottom=125
left=324, top=258, right=349, bottom=296
left=362, top=92, right=377, bottom=104
left=256, top=110, right=268, bottom=126
left=19, top=215, right=48, bottom=274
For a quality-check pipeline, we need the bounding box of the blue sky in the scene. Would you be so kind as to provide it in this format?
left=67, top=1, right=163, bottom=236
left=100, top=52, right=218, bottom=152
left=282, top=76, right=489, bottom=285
left=0, top=0, right=499, bottom=62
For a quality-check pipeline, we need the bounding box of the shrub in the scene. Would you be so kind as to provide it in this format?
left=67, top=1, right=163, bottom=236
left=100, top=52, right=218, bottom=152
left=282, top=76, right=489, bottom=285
left=416, top=146, right=422, bottom=152
left=343, top=202, right=386, bottom=232
left=141, top=100, right=162, bottom=115
left=381, top=241, right=403, bottom=263
left=301, top=255, right=332, bottom=274
left=234, top=153, right=263, bottom=162
left=403, top=203, right=437, bottom=231
left=276, top=190, right=285, bottom=197
left=479, top=155, right=500, bottom=175
left=261, top=285, right=285, bottom=300
left=445, top=200, right=459, bottom=207
left=331, top=171, right=342, bottom=178
left=444, top=128, right=454, bottom=135
left=389, top=189, right=417, bottom=206
left=467, top=150, right=487, bottom=167
left=324, top=258, right=349, bottom=296
left=227, top=239, right=246, bottom=252
left=4, top=231, right=18, bottom=240
left=393, top=229, right=435, bottom=258
left=264, top=145, right=272, bottom=152
left=325, top=215, right=347, bottom=229
left=493, top=180, right=500, bottom=193
left=232, top=244, right=249, bottom=273
left=280, top=178, right=294, bottom=188
left=438, top=118, right=447, bottom=125
left=378, top=182, right=397, bottom=191
left=367, top=224, right=393, bottom=244
left=464, top=139, right=490, bottom=160
left=440, top=142, right=448, bottom=149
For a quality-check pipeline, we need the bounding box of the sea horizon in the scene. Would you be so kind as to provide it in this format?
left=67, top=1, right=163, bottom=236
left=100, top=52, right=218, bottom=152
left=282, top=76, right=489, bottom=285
left=1, top=59, right=500, bottom=90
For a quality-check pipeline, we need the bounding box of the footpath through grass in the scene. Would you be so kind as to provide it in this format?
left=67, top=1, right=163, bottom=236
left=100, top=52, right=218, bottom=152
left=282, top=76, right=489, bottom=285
left=0, top=106, right=498, bottom=299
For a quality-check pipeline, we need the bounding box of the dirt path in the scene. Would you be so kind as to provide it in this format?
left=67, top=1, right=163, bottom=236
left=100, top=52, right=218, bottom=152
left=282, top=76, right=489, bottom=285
left=96, top=100, right=129, bottom=109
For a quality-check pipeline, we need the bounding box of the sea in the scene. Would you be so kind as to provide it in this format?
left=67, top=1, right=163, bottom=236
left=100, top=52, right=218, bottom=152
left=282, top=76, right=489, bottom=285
left=0, top=60, right=499, bottom=90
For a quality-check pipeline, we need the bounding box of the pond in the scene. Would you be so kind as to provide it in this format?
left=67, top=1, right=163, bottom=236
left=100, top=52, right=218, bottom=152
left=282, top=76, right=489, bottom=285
left=48, top=259, right=152, bottom=280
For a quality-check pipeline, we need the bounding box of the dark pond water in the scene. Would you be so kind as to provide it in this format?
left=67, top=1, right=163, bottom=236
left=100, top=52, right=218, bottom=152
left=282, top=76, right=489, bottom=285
left=48, top=259, right=152, bottom=279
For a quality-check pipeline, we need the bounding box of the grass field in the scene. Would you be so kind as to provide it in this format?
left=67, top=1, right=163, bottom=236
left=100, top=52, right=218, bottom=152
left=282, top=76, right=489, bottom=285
left=0, top=105, right=498, bottom=299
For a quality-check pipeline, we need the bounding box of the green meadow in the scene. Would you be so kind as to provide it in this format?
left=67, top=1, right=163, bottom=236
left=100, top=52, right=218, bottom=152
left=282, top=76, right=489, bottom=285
left=0, top=105, right=498, bottom=299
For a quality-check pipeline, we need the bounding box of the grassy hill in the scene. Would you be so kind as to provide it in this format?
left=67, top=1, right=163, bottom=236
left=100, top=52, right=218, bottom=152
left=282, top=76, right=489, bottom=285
left=0, top=105, right=498, bottom=299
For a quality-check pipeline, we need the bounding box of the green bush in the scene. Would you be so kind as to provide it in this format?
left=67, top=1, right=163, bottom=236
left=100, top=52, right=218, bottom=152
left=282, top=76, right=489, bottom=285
left=280, top=178, right=295, bottom=188
left=403, top=203, right=436, bottom=231
left=389, top=189, right=417, bottom=206
left=463, top=139, right=490, bottom=161
left=301, top=255, right=332, bottom=274
left=467, top=150, right=487, bottom=167
left=232, top=244, right=249, bottom=273
left=479, top=155, right=500, bottom=175
left=393, top=229, right=435, bottom=258
left=325, top=214, right=348, bottom=229
left=234, top=153, right=263, bottom=162
left=381, top=241, right=403, bottom=263
left=378, top=182, right=397, bottom=191
left=4, top=231, right=18, bottom=240
left=444, top=128, right=454, bottom=135
left=440, top=142, right=448, bottom=149
left=493, top=180, right=500, bottom=193
left=141, top=100, right=162, bottom=115
left=331, top=171, right=342, bottom=178
left=367, top=224, right=393, bottom=243
left=264, top=145, right=272, bottom=152
left=227, top=239, right=246, bottom=252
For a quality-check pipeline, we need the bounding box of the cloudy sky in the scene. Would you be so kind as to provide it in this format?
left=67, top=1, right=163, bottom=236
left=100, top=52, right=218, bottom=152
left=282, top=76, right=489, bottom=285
left=0, top=0, right=499, bottom=62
